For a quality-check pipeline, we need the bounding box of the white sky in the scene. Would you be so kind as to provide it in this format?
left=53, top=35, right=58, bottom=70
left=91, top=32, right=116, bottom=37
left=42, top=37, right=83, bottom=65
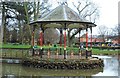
left=92, top=0, right=119, bottom=27
left=91, top=0, right=119, bottom=35
left=0, top=0, right=119, bottom=35
left=49, top=0, right=119, bottom=35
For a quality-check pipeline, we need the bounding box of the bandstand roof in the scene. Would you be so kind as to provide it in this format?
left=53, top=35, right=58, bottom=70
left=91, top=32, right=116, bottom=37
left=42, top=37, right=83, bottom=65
left=30, top=4, right=96, bottom=29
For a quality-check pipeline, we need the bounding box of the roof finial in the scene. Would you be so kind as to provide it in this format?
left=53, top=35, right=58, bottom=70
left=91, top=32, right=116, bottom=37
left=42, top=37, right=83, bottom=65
left=58, top=0, right=68, bottom=5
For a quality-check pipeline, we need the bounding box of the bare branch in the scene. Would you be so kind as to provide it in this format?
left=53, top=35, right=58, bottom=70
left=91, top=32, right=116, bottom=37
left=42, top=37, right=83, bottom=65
left=90, top=8, right=97, bottom=15
left=7, top=9, right=17, bottom=16
left=83, top=8, right=97, bottom=18
left=69, top=0, right=99, bottom=45
left=79, top=3, right=91, bottom=14
left=77, top=1, right=81, bottom=11
left=98, top=25, right=108, bottom=35
left=37, top=2, right=40, bottom=16
left=93, top=17, right=96, bottom=23
left=68, top=28, right=73, bottom=33
left=70, top=29, right=81, bottom=40
left=72, top=2, right=77, bottom=9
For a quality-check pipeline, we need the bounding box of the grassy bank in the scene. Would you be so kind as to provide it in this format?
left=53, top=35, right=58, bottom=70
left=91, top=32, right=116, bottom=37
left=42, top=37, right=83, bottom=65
left=92, top=49, right=119, bottom=55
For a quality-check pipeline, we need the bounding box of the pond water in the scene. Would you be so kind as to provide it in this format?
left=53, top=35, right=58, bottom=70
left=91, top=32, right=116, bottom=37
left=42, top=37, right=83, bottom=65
left=1, top=55, right=119, bottom=77
left=92, top=55, right=119, bottom=76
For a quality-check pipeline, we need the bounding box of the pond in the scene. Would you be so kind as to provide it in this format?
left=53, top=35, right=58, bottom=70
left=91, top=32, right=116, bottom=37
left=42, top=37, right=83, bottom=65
left=1, top=55, right=119, bottom=77
left=92, top=55, right=119, bottom=76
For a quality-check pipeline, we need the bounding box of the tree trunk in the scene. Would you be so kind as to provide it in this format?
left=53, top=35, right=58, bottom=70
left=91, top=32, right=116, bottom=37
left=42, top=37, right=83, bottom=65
left=18, top=20, right=22, bottom=44
left=68, top=29, right=81, bottom=47
left=24, top=2, right=31, bottom=35
left=68, top=33, right=71, bottom=47
left=34, top=2, right=37, bottom=21
left=68, top=29, right=72, bottom=47
left=24, top=2, right=32, bottom=45
left=2, top=2, right=7, bottom=43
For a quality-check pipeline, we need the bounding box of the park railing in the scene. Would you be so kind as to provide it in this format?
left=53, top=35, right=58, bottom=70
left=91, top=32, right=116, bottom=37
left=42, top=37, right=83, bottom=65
left=1, top=47, right=92, bottom=60
left=1, top=48, right=29, bottom=59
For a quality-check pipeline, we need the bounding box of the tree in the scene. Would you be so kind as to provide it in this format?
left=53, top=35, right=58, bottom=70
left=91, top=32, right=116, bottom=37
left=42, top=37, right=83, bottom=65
left=1, top=2, right=7, bottom=43
left=72, top=0, right=99, bottom=23
left=1, top=1, right=51, bottom=44
left=111, top=25, right=120, bottom=44
left=68, top=0, right=99, bottom=46
left=10, top=28, right=17, bottom=43
left=97, top=25, right=108, bottom=42
left=55, top=0, right=99, bottom=46
left=112, top=25, right=120, bottom=36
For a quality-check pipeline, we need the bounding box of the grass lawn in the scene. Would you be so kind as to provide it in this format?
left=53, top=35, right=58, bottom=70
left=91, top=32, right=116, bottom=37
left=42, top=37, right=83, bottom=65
left=92, top=49, right=119, bottom=55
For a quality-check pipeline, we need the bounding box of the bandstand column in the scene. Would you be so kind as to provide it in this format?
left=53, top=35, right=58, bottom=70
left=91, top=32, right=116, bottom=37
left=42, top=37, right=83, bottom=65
left=39, top=26, right=43, bottom=58
left=60, top=28, right=62, bottom=55
left=86, top=28, right=88, bottom=59
left=79, top=28, right=81, bottom=58
left=39, top=30, right=43, bottom=47
left=64, top=24, right=67, bottom=59
left=90, top=27, right=92, bottom=49
left=79, top=28, right=81, bottom=51
left=32, top=26, right=35, bottom=56
left=86, top=28, right=88, bottom=49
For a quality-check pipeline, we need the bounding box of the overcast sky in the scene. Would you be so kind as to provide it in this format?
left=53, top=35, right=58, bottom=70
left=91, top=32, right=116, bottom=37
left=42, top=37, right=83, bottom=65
left=92, top=0, right=119, bottom=27
left=0, top=0, right=119, bottom=35
left=91, top=0, right=119, bottom=35
left=49, top=0, right=119, bottom=35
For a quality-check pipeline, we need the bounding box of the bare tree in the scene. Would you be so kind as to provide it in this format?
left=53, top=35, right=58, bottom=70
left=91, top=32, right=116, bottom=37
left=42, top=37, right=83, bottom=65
left=24, top=1, right=51, bottom=44
left=68, top=0, right=99, bottom=46
left=1, top=2, right=7, bottom=43
left=97, top=25, right=108, bottom=42
left=112, top=25, right=120, bottom=36
left=72, top=0, right=99, bottom=22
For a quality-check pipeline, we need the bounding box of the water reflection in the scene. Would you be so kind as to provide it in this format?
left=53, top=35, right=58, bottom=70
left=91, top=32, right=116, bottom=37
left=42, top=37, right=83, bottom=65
left=92, top=55, right=118, bottom=76
left=1, top=55, right=119, bottom=77
left=2, top=59, right=21, bottom=64
left=2, top=76, right=94, bottom=78
left=2, top=63, right=103, bottom=76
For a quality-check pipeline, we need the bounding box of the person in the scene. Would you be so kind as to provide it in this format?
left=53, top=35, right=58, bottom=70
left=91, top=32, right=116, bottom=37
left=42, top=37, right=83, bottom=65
left=107, top=43, right=111, bottom=50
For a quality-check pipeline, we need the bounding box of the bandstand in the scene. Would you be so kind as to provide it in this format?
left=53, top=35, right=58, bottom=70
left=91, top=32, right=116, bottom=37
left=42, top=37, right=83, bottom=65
left=22, top=4, right=103, bottom=69
left=30, top=4, right=95, bottom=58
